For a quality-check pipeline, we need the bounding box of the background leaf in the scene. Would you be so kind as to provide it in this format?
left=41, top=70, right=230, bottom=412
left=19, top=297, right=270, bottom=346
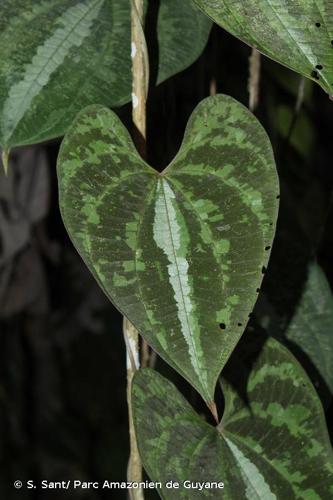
left=260, top=262, right=333, bottom=400
left=285, top=262, right=333, bottom=394
left=132, top=337, right=333, bottom=499
left=193, top=0, right=333, bottom=96
left=57, top=94, right=279, bottom=403
left=156, top=0, right=211, bottom=85
left=0, top=0, right=211, bottom=148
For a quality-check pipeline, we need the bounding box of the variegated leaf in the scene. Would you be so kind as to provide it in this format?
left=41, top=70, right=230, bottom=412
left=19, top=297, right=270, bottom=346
left=193, top=0, right=333, bottom=96
left=132, top=337, right=333, bottom=499
left=57, top=94, right=279, bottom=403
left=0, top=0, right=211, bottom=148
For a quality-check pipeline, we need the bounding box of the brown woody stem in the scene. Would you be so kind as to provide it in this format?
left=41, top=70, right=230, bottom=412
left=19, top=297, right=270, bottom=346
left=122, top=1, right=150, bottom=498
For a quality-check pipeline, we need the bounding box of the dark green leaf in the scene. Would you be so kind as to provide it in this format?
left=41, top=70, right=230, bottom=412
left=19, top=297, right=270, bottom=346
left=0, top=0, right=211, bottom=148
left=156, top=0, right=211, bottom=85
left=57, top=94, right=278, bottom=402
left=276, top=105, right=315, bottom=158
left=284, top=262, right=333, bottom=395
left=193, top=0, right=333, bottom=96
left=132, top=337, right=333, bottom=499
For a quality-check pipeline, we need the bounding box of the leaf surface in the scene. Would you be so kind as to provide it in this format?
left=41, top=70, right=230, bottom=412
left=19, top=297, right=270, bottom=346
left=156, top=0, right=211, bottom=84
left=193, top=0, right=333, bottom=96
left=0, top=0, right=211, bottom=148
left=132, top=337, right=333, bottom=499
left=285, top=262, right=333, bottom=395
left=57, top=94, right=279, bottom=402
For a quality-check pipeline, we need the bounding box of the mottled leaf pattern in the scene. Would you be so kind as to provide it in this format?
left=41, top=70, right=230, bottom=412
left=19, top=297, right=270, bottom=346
left=193, top=0, right=333, bottom=96
left=57, top=94, right=279, bottom=402
left=132, top=338, right=333, bottom=499
left=0, top=0, right=211, bottom=148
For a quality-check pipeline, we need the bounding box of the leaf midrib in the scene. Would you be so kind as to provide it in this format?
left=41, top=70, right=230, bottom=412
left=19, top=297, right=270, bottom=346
left=4, top=0, right=103, bottom=143
left=160, top=178, right=208, bottom=398
left=221, top=429, right=292, bottom=491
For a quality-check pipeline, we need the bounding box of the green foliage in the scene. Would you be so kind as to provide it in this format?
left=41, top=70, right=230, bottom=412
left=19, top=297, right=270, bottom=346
left=1, top=0, right=333, bottom=496
left=285, top=263, right=333, bottom=396
left=276, top=105, right=315, bottom=159
left=57, top=94, right=279, bottom=403
left=132, top=337, right=333, bottom=499
left=193, top=0, right=333, bottom=96
left=0, top=0, right=211, bottom=148
left=156, top=0, right=211, bottom=85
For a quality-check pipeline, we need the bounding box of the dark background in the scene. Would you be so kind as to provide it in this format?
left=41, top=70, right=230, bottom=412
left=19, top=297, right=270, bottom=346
left=1, top=15, right=333, bottom=500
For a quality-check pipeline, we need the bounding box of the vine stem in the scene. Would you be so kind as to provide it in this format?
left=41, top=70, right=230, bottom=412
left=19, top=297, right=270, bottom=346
left=123, top=1, right=149, bottom=498
left=123, top=318, right=144, bottom=500
left=130, top=0, right=149, bottom=157
left=248, top=48, right=261, bottom=112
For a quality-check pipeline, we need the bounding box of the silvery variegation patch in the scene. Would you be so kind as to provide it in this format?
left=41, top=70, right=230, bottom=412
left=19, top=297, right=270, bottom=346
left=193, top=0, right=333, bottom=96
left=132, top=337, right=333, bottom=499
left=57, top=94, right=279, bottom=403
left=0, top=0, right=211, bottom=148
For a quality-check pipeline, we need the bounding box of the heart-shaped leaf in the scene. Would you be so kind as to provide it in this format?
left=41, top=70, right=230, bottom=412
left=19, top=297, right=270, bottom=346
left=57, top=94, right=279, bottom=403
left=193, top=0, right=333, bottom=96
left=0, top=0, right=211, bottom=149
left=132, top=337, right=333, bottom=499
